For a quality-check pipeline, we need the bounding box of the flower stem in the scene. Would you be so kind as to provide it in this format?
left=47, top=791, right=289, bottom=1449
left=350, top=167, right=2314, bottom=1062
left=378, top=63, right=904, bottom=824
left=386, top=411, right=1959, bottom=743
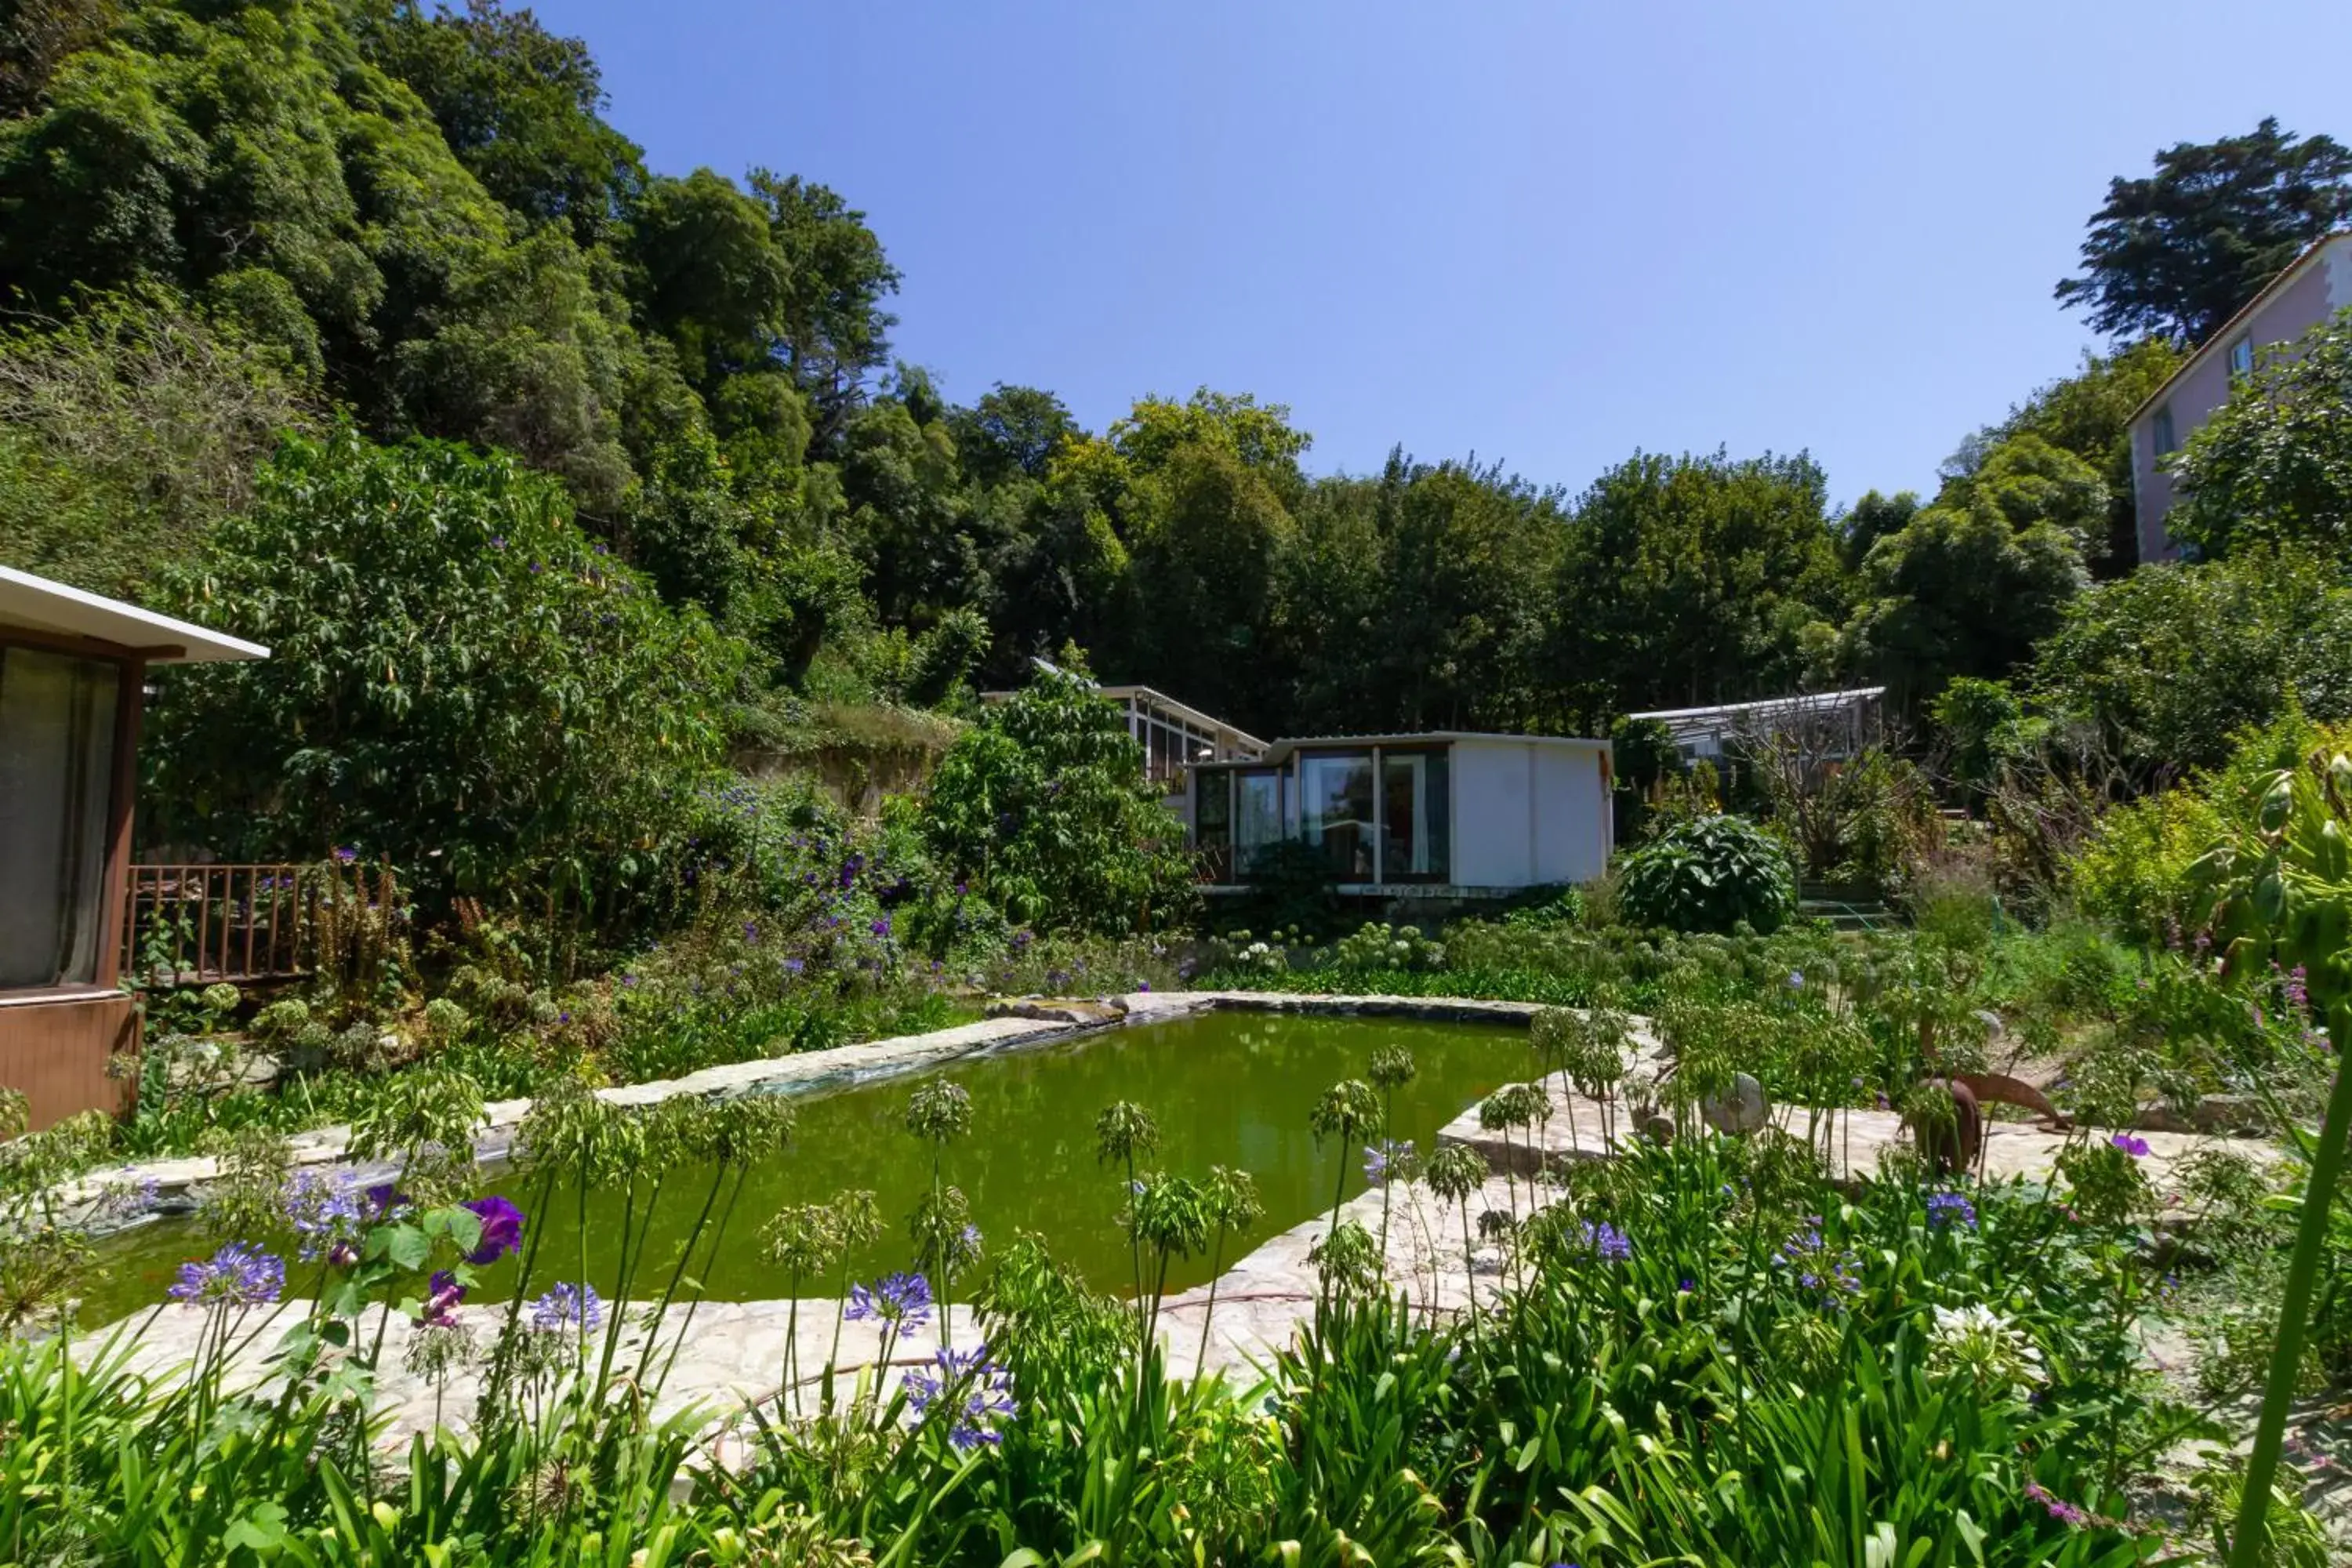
left=2229, top=1012, right=2352, bottom=1568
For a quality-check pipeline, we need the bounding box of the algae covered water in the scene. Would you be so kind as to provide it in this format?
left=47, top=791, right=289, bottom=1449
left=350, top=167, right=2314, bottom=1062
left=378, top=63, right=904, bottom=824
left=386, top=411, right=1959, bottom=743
left=84, top=1011, right=1531, bottom=1319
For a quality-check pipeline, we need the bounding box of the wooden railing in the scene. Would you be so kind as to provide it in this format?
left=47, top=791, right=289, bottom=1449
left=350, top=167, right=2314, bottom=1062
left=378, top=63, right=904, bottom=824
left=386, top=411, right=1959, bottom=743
left=122, top=863, right=311, bottom=988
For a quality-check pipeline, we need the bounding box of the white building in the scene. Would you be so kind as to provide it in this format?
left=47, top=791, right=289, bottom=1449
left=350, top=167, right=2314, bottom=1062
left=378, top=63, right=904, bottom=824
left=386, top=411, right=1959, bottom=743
left=1186, top=732, right=1614, bottom=895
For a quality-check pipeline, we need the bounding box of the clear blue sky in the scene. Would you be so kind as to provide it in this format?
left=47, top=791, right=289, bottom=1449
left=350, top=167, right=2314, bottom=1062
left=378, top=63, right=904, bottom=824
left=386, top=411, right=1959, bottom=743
left=535, top=0, right=2351, bottom=507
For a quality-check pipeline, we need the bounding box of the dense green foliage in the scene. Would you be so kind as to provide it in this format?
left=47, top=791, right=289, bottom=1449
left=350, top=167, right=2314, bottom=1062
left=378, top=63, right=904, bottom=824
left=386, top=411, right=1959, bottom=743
left=2169, top=310, right=2352, bottom=559
left=920, top=667, right=1196, bottom=934
left=2055, top=117, right=2352, bottom=345
left=143, top=431, right=743, bottom=919
left=2031, top=548, right=2352, bottom=779
left=1616, top=812, right=1799, bottom=935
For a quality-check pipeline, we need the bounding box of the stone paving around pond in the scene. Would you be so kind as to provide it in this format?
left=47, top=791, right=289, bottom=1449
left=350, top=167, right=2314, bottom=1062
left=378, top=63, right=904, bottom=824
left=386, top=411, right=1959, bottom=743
left=70, top=989, right=2297, bottom=1462
left=1437, top=1069, right=2287, bottom=1197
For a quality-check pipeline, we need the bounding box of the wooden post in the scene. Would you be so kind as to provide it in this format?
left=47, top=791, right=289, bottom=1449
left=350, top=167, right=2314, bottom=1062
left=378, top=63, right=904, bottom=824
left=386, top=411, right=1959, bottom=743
left=92, top=657, right=143, bottom=991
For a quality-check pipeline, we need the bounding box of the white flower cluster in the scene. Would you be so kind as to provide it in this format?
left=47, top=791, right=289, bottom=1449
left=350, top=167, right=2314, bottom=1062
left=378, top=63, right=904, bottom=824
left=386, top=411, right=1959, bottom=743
left=1925, top=1302, right=2045, bottom=1402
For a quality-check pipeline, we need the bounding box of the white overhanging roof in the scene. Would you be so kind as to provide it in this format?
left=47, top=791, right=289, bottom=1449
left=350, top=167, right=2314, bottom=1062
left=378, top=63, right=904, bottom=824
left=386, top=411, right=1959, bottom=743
left=0, top=564, right=268, bottom=663
left=1194, top=731, right=1610, bottom=768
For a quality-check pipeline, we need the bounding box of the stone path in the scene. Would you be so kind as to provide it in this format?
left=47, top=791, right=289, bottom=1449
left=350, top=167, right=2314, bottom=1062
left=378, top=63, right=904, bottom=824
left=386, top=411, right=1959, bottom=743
left=1437, top=1072, right=2287, bottom=1196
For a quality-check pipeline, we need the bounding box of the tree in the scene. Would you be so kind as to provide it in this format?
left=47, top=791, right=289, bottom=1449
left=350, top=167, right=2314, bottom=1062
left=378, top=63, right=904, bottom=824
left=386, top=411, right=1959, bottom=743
left=1844, top=434, right=2099, bottom=707
left=142, top=430, right=746, bottom=915
left=1550, top=449, right=1846, bottom=723
left=2056, top=118, right=2352, bottom=345
left=1945, top=340, right=2185, bottom=569
left=2166, top=310, right=2352, bottom=558
left=749, top=170, right=902, bottom=431
left=354, top=0, right=647, bottom=243
left=1276, top=452, right=1563, bottom=734
left=920, top=666, right=1196, bottom=934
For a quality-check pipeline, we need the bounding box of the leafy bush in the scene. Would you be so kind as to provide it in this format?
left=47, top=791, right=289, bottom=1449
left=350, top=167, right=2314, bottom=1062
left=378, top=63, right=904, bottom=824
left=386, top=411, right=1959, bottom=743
left=1616, top=813, right=1798, bottom=935
left=144, top=431, right=746, bottom=931
left=920, top=666, right=1198, bottom=935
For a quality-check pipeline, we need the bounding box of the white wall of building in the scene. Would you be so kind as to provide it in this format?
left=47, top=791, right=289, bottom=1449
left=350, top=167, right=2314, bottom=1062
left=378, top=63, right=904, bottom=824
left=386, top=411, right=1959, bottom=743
left=1450, top=739, right=1610, bottom=889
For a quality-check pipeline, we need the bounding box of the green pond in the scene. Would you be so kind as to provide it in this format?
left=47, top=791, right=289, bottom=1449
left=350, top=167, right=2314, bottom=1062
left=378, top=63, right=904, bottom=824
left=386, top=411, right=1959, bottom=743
left=85, top=1011, right=1533, bottom=1322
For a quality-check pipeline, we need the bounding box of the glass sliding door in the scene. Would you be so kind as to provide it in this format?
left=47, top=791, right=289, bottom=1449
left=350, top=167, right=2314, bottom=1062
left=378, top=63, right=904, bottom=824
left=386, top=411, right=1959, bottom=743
left=1298, top=752, right=1374, bottom=880
left=1194, top=770, right=1232, bottom=880
left=0, top=647, right=121, bottom=989
left=1380, top=749, right=1450, bottom=883
left=1234, top=770, right=1283, bottom=877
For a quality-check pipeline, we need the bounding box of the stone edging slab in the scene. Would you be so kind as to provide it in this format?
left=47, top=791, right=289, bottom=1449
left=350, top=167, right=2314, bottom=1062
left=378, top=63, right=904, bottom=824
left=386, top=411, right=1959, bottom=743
left=51, top=989, right=1553, bottom=1225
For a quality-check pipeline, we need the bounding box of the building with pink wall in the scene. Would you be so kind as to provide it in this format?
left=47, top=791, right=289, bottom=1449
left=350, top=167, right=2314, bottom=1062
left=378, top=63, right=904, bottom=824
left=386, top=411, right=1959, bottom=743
left=2128, top=231, right=2352, bottom=563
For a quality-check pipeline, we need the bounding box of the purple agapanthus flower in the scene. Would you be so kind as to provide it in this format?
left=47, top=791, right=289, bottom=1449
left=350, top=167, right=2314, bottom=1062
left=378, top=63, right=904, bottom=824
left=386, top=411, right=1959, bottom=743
left=530, top=1282, right=602, bottom=1333
left=168, top=1241, right=284, bottom=1308
left=903, top=1341, right=1018, bottom=1449
left=461, top=1196, right=525, bottom=1265
left=1926, top=1191, right=1978, bottom=1229
left=422, top=1269, right=466, bottom=1328
left=783, top=957, right=805, bottom=975
left=1579, top=1220, right=1633, bottom=1261
left=846, top=1272, right=934, bottom=1329
left=1363, top=1139, right=1412, bottom=1185
left=333, top=846, right=358, bottom=865
left=282, top=1171, right=365, bottom=1262
left=870, top=916, right=892, bottom=938
left=2110, top=1133, right=2151, bottom=1159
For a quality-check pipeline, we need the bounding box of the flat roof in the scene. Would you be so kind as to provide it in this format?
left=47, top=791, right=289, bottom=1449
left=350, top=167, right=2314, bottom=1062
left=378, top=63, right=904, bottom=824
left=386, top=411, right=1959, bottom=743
left=1194, top=731, right=1609, bottom=768
left=0, top=564, right=269, bottom=663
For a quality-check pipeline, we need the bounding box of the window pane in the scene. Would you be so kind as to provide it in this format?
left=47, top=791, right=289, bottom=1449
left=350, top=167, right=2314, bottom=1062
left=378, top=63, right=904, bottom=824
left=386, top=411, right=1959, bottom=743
left=1195, top=771, right=1231, bottom=848
left=1299, top=753, right=1374, bottom=880
left=1236, top=771, right=1283, bottom=875
left=0, top=648, right=119, bottom=989
left=1381, top=751, right=1449, bottom=882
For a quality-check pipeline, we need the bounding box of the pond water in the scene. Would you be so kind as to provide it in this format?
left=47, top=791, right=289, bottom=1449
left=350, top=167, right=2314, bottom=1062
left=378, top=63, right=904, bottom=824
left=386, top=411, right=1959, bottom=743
left=85, top=1011, right=1532, bottom=1322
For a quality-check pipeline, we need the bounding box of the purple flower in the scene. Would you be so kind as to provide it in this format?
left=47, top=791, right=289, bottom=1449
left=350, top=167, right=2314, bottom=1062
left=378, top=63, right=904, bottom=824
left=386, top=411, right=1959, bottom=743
left=1579, top=1220, right=1633, bottom=1261
left=784, top=957, right=805, bottom=975
left=870, top=916, right=892, bottom=938
left=333, top=846, right=358, bottom=865
left=846, top=1272, right=933, bottom=1329
left=1363, top=1139, right=1411, bottom=1185
left=423, top=1269, right=466, bottom=1327
left=1138, top=981, right=1151, bottom=992
left=621, top=973, right=639, bottom=989
left=461, top=1196, right=525, bottom=1265
left=167, top=1242, right=284, bottom=1307
left=953, top=880, right=967, bottom=896
left=2024, top=1479, right=2089, bottom=1528
left=530, top=1282, right=601, bottom=1332
left=903, top=1341, right=1017, bottom=1449
left=282, top=1171, right=364, bottom=1261
left=490, top=535, right=506, bottom=550
left=1926, top=1191, right=1977, bottom=1229
left=744, top=921, right=760, bottom=943
left=2110, top=1133, right=2151, bottom=1159
left=1787, top=970, right=1804, bottom=989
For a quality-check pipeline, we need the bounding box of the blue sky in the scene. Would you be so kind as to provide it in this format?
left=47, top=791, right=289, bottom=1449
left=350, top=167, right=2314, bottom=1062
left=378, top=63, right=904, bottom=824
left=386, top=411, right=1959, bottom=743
left=535, top=0, right=2352, bottom=507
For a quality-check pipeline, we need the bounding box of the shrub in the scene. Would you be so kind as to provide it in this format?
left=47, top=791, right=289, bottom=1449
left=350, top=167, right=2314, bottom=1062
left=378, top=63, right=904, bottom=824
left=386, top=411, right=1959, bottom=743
left=143, top=430, right=746, bottom=931
left=1615, top=813, right=1798, bottom=935
left=920, top=666, right=1198, bottom=935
